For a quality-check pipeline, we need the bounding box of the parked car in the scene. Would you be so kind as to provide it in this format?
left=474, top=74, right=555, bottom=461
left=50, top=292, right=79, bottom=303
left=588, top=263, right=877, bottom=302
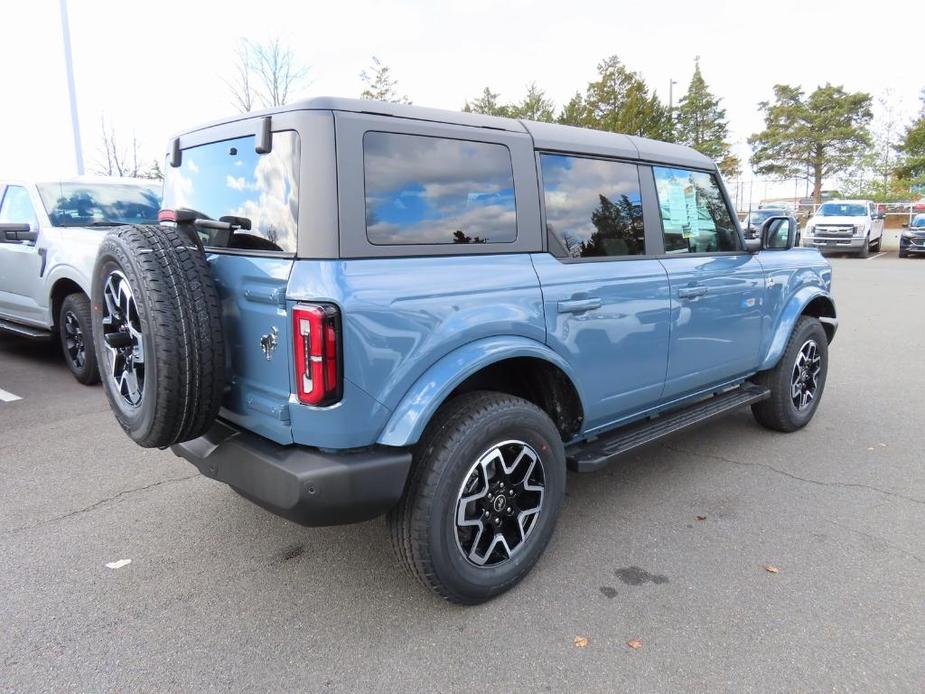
left=743, top=208, right=789, bottom=237
left=802, top=199, right=884, bottom=257
left=0, top=177, right=161, bottom=382
left=90, top=98, right=837, bottom=604
left=899, top=214, right=925, bottom=257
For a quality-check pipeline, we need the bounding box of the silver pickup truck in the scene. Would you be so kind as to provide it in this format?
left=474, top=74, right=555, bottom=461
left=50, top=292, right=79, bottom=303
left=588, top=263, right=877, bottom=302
left=0, top=177, right=161, bottom=382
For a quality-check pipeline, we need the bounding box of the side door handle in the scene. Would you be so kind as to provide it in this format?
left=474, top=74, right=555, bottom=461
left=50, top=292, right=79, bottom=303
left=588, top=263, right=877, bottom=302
left=557, top=297, right=602, bottom=314
left=678, top=286, right=709, bottom=299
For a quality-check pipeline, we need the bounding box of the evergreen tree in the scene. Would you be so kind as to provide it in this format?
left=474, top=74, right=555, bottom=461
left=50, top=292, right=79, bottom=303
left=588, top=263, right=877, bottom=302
left=748, top=84, right=873, bottom=203
left=676, top=59, right=735, bottom=167
left=509, top=83, right=556, bottom=122
left=360, top=57, right=410, bottom=104
left=578, top=56, right=672, bottom=140
left=557, top=92, right=586, bottom=126
left=463, top=87, right=511, bottom=117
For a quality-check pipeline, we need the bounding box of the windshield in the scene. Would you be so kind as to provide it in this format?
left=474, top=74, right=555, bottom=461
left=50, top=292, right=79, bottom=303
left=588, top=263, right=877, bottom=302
left=913, top=215, right=925, bottom=228
left=747, top=210, right=778, bottom=223
left=37, top=182, right=161, bottom=227
left=817, top=203, right=867, bottom=217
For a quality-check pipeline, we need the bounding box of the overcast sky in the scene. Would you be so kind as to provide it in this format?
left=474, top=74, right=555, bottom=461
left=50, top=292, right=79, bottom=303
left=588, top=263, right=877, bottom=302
left=2, top=0, right=921, bottom=202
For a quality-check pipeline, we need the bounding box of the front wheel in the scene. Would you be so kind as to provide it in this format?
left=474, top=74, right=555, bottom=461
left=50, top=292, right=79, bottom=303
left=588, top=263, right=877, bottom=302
left=751, top=316, right=828, bottom=432
left=388, top=391, right=566, bottom=604
left=59, top=293, right=100, bottom=385
left=858, top=236, right=870, bottom=258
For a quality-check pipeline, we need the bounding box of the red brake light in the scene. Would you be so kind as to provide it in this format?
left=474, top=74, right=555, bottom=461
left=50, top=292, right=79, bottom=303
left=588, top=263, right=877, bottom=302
left=293, top=303, right=342, bottom=406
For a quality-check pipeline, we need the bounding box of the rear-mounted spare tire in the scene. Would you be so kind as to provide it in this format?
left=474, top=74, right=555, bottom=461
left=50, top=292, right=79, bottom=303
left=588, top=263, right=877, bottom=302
left=91, top=224, right=225, bottom=448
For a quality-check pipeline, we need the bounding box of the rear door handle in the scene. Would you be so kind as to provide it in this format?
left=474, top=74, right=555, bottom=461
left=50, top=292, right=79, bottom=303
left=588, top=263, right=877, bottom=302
left=678, top=286, right=709, bottom=299
left=557, top=297, right=602, bottom=314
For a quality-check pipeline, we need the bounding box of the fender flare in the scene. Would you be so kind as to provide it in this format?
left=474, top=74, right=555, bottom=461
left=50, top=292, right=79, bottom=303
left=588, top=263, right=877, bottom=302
left=43, top=266, right=92, bottom=326
left=759, top=288, right=836, bottom=371
left=376, top=335, right=586, bottom=448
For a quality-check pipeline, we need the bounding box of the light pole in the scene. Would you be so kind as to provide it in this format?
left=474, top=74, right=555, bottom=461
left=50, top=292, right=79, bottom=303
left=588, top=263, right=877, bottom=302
left=59, top=0, right=84, bottom=175
left=668, top=79, right=678, bottom=112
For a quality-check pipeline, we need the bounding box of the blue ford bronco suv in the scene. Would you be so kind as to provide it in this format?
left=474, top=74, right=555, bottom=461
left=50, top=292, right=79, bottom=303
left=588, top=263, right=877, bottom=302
left=91, top=98, right=836, bottom=604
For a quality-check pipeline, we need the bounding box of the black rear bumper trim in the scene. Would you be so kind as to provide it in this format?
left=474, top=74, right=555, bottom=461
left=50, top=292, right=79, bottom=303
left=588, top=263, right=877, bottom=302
left=171, top=420, right=412, bottom=526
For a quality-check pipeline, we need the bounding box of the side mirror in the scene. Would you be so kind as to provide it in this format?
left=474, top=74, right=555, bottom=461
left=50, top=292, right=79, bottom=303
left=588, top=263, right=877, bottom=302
left=760, top=215, right=797, bottom=250
left=902, top=222, right=909, bottom=228
left=0, top=222, right=38, bottom=243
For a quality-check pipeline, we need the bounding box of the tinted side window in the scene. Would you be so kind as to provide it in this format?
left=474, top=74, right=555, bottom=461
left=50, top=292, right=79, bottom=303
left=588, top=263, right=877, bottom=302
left=653, top=167, right=740, bottom=254
left=163, top=132, right=300, bottom=253
left=541, top=154, right=644, bottom=258
left=0, top=186, right=38, bottom=228
left=364, top=132, right=516, bottom=245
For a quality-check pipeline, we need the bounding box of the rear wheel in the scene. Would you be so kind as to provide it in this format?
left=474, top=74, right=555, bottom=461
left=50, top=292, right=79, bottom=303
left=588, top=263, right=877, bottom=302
left=751, top=316, right=828, bottom=432
left=388, top=391, right=566, bottom=604
left=91, top=224, right=225, bottom=448
left=59, top=293, right=99, bottom=385
left=871, top=235, right=882, bottom=252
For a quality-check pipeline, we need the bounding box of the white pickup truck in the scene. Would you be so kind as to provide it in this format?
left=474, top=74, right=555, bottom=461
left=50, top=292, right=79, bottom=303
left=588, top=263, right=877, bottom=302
left=802, top=199, right=885, bottom=257
left=0, top=177, right=161, bottom=382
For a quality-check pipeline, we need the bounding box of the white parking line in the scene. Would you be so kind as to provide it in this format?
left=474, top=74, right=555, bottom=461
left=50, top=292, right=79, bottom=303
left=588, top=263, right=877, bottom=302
left=0, top=387, right=22, bottom=402
left=866, top=251, right=887, bottom=260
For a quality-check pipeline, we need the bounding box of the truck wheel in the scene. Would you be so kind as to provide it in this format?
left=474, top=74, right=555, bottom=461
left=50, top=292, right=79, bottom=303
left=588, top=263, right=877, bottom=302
left=751, top=316, right=828, bottom=432
left=91, top=224, right=225, bottom=448
left=858, top=236, right=870, bottom=258
left=871, top=235, right=881, bottom=252
left=387, top=391, right=566, bottom=604
left=59, top=293, right=100, bottom=385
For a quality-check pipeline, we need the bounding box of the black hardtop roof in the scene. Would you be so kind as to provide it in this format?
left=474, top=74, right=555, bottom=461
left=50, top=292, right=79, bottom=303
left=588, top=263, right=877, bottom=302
left=175, top=96, right=715, bottom=169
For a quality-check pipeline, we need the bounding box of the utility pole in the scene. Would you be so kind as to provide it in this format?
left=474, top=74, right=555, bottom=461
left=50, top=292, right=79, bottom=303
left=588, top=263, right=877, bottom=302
left=59, top=0, right=84, bottom=175
left=668, top=79, right=678, bottom=112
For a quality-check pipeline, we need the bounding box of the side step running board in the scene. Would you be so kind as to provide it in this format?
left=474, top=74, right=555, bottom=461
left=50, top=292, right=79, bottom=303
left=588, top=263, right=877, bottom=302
left=567, top=384, right=770, bottom=473
left=0, top=318, right=53, bottom=340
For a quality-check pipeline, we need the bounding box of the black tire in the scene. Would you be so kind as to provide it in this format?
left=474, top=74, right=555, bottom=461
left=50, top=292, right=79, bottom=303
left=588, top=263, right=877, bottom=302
left=751, top=316, right=828, bottom=432
left=858, top=236, right=870, bottom=258
left=898, top=250, right=908, bottom=258
left=91, top=224, right=225, bottom=448
left=58, top=292, right=100, bottom=385
left=871, top=235, right=882, bottom=252
left=387, top=391, right=566, bottom=605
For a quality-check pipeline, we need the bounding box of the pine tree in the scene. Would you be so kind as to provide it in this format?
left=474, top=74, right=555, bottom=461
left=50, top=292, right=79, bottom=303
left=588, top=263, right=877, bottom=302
left=463, top=87, right=511, bottom=117
left=895, top=89, right=925, bottom=182
left=509, top=83, right=556, bottom=122
left=360, top=57, right=410, bottom=104
left=557, top=92, right=586, bottom=126
left=579, top=56, right=672, bottom=140
left=675, top=59, right=734, bottom=166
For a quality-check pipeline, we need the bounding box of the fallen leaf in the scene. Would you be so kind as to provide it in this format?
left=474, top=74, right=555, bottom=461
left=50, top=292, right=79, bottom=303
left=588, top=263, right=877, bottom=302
left=696, top=515, right=707, bottom=521
left=764, top=564, right=779, bottom=574
left=105, top=559, right=132, bottom=570
left=573, top=635, right=589, bottom=648
left=627, top=639, right=643, bottom=649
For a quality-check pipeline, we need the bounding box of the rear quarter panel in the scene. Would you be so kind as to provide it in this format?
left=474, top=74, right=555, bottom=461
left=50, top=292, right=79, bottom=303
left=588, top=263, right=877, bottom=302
left=286, top=255, right=547, bottom=447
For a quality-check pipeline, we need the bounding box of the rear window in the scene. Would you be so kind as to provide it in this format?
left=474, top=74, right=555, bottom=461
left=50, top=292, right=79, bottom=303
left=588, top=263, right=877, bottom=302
left=363, top=132, right=516, bottom=245
left=163, top=131, right=300, bottom=253
left=37, top=182, right=160, bottom=227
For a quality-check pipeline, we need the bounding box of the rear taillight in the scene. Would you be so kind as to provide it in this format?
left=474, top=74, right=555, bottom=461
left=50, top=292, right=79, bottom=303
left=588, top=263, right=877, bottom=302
left=293, top=303, right=342, bottom=406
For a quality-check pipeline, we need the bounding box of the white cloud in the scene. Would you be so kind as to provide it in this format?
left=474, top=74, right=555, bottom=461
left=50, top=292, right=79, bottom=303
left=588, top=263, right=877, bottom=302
left=186, top=159, right=199, bottom=174
left=226, top=175, right=248, bottom=191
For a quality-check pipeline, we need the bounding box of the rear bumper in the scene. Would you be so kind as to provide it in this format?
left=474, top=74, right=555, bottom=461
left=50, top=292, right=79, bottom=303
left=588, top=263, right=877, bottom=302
left=171, top=420, right=412, bottom=526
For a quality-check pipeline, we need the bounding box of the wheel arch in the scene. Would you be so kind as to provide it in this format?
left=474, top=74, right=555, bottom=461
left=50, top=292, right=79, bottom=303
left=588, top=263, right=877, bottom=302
left=49, top=276, right=88, bottom=329
left=376, top=336, right=586, bottom=448
left=759, top=289, right=837, bottom=371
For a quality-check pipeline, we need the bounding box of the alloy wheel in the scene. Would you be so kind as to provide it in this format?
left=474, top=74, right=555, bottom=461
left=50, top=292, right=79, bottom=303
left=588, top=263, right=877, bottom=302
left=101, top=270, right=145, bottom=407
left=790, top=339, right=821, bottom=411
left=63, top=310, right=86, bottom=370
left=454, top=440, right=545, bottom=567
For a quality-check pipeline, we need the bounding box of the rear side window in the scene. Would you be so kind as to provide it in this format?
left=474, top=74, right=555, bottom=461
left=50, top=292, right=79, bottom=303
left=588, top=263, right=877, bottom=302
left=654, top=166, right=740, bottom=254
left=163, top=131, right=300, bottom=253
left=363, top=132, right=516, bottom=245
left=541, top=154, right=645, bottom=258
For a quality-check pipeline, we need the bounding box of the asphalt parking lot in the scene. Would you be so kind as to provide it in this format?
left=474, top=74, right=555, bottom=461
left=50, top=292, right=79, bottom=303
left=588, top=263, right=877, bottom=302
left=1, top=254, right=923, bottom=692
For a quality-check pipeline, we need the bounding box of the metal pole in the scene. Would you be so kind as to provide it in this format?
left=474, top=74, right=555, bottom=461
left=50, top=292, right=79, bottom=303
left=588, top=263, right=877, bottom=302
left=59, top=0, right=84, bottom=175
